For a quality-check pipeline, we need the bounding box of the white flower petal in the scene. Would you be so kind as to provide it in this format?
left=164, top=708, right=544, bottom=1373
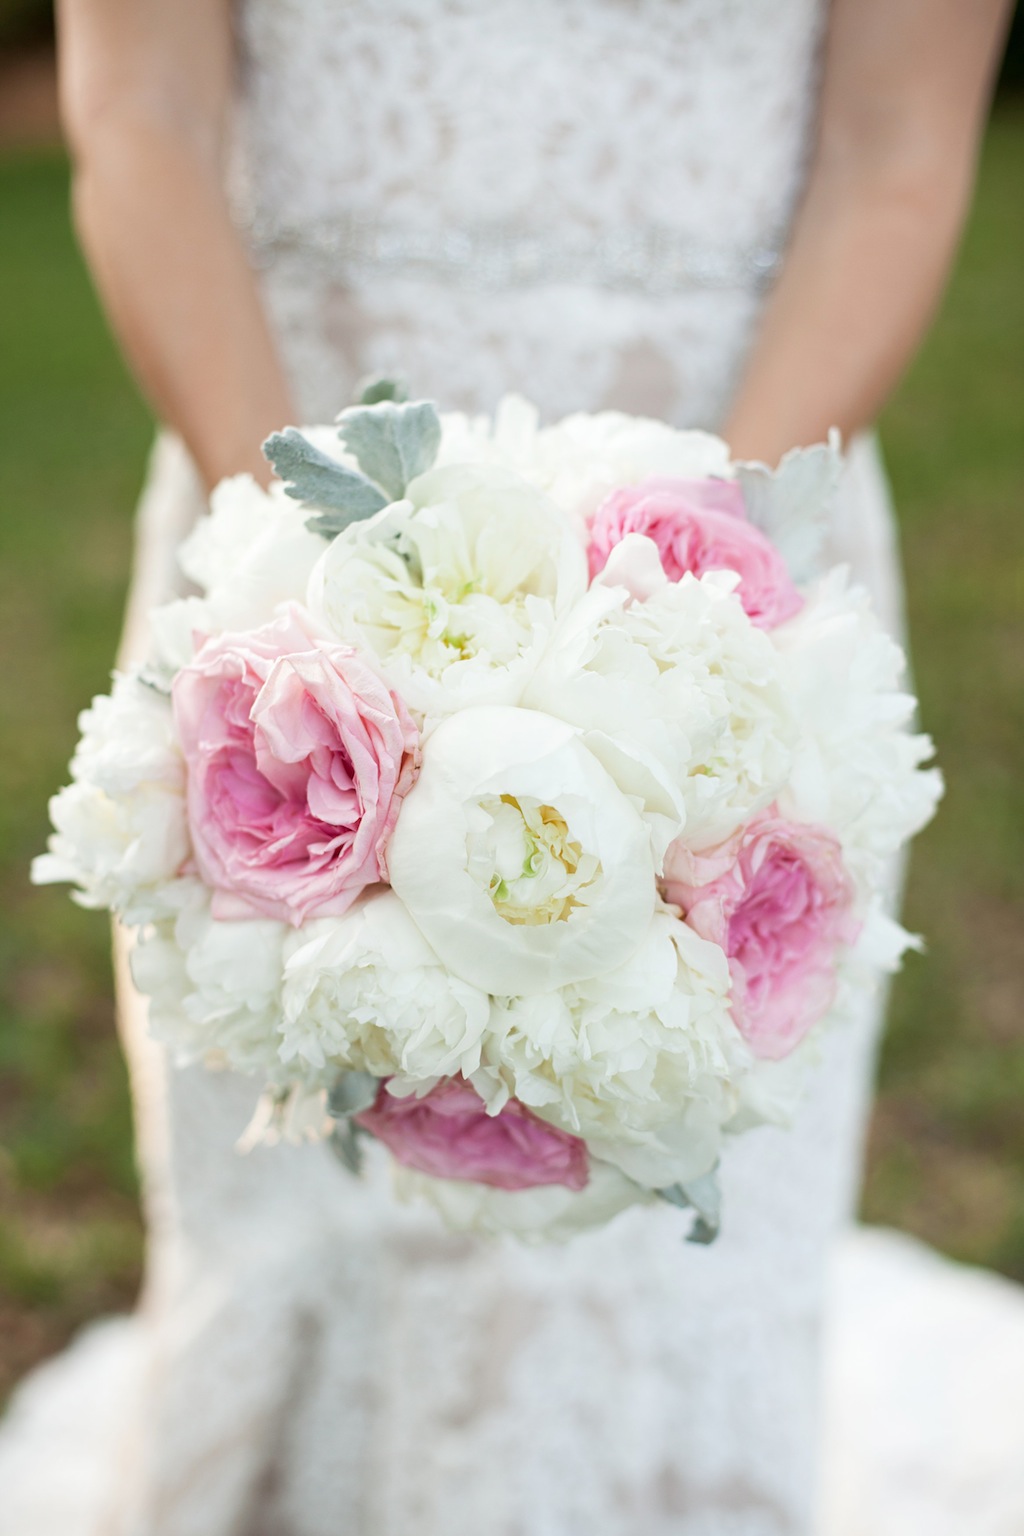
left=31, top=673, right=188, bottom=921
left=308, top=461, right=588, bottom=718
left=476, top=911, right=744, bottom=1191
left=280, top=891, right=491, bottom=1083
left=388, top=706, right=656, bottom=995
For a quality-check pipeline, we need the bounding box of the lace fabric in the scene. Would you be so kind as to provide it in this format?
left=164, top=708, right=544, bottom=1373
left=231, top=0, right=824, bottom=249
left=229, top=0, right=828, bottom=429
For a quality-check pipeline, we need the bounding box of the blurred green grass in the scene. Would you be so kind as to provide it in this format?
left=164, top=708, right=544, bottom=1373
left=0, top=149, right=150, bottom=1402
left=0, top=109, right=1022, bottom=1399
left=866, top=103, right=1024, bottom=1269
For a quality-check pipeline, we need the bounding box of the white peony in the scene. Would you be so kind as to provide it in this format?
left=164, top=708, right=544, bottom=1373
left=128, top=919, right=194, bottom=1048
left=526, top=547, right=795, bottom=855
left=387, top=706, right=656, bottom=996
left=146, top=595, right=215, bottom=675
left=433, top=395, right=544, bottom=478
left=521, top=572, right=690, bottom=863
left=772, top=568, right=943, bottom=895
left=178, top=472, right=325, bottom=629
left=279, top=891, right=490, bottom=1085
left=144, top=473, right=326, bottom=675
left=435, top=396, right=733, bottom=530
left=32, top=673, right=188, bottom=923
left=533, top=407, right=734, bottom=527
left=130, top=880, right=289, bottom=1080
left=625, top=567, right=796, bottom=849
left=307, top=460, right=588, bottom=717
left=475, top=910, right=745, bottom=1191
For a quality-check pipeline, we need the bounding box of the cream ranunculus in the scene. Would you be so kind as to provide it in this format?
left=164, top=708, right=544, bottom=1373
left=307, top=461, right=588, bottom=718
left=386, top=706, right=656, bottom=996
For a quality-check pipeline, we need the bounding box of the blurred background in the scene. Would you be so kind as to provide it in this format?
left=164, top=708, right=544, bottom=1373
left=1, top=3, right=1022, bottom=1407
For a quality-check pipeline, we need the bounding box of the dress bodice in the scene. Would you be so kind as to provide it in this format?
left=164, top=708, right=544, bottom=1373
left=229, top=0, right=829, bottom=426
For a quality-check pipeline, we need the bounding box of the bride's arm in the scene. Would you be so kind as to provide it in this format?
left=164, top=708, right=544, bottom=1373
left=57, top=0, right=295, bottom=488
left=723, top=0, right=1013, bottom=464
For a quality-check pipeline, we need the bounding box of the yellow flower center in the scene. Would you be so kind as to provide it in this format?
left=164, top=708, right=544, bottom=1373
left=467, top=793, right=601, bottom=926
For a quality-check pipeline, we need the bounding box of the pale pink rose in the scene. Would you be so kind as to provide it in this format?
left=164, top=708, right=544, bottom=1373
left=588, top=477, right=803, bottom=628
left=356, top=1077, right=590, bottom=1192
left=663, top=811, right=860, bottom=1060
left=172, top=607, right=418, bottom=925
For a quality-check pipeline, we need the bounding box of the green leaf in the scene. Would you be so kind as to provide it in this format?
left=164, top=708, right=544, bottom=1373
left=327, top=1070, right=379, bottom=1118
left=324, top=1071, right=379, bottom=1177
left=262, top=428, right=387, bottom=535
left=656, top=1166, right=722, bottom=1244
left=337, top=400, right=442, bottom=502
left=356, top=374, right=409, bottom=406
left=735, top=432, right=841, bottom=585
left=328, top=1118, right=364, bottom=1175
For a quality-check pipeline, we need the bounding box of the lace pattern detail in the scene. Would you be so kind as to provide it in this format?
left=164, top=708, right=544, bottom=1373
left=230, top=0, right=829, bottom=429
left=232, top=0, right=825, bottom=251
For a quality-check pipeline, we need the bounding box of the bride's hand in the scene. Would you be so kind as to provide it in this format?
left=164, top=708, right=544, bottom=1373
left=57, top=0, right=297, bottom=489
left=723, top=0, right=1013, bottom=466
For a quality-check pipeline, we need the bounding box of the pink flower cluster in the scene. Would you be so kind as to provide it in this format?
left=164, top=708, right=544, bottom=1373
left=664, top=811, right=860, bottom=1061
left=173, top=607, right=418, bottom=926
left=356, top=1076, right=590, bottom=1192
left=588, top=476, right=803, bottom=628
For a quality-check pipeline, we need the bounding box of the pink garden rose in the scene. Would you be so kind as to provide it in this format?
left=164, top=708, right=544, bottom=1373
left=172, top=607, right=418, bottom=925
left=663, top=811, right=860, bottom=1060
left=356, top=1076, right=590, bottom=1192
left=588, top=476, right=803, bottom=628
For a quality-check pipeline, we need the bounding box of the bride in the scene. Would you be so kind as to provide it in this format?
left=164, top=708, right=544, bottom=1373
left=3, top=2, right=1016, bottom=1533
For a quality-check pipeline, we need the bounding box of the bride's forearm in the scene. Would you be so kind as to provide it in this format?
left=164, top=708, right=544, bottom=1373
left=58, top=0, right=294, bottom=490
left=70, top=120, right=294, bottom=489
left=723, top=0, right=1013, bottom=465
left=722, top=154, right=969, bottom=463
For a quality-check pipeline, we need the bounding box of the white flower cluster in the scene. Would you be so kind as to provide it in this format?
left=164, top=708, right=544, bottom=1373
left=35, top=398, right=942, bottom=1241
left=34, top=674, right=188, bottom=924
left=436, top=394, right=733, bottom=527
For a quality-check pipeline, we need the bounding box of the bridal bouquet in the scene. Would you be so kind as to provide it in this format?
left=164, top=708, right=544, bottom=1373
left=35, top=389, right=941, bottom=1242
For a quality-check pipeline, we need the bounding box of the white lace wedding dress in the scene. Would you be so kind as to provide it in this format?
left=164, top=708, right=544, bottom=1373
left=4, top=3, right=1024, bottom=1533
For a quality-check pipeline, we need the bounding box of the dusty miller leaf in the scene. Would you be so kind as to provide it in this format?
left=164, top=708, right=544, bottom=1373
left=324, top=1071, right=379, bottom=1176
left=327, top=1070, right=379, bottom=1119
left=262, top=428, right=387, bottom=538
left=657, top=1166, right=722, bottom=1245
left=356, top=374, right=409, bottom=406
left=337, top=400, right=442, bottom=502
left=328, top=1118, right=365, bottom=1175
left=735, top=431, right=842, bottom=586
left=136, top=666, right=172, bottom=698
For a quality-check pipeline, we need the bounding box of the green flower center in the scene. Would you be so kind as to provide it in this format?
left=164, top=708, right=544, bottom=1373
left=466, top=793, right=600, bottom=926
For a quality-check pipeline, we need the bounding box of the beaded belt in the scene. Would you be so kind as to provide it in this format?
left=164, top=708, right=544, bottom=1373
left=245, top=214, right=784, bottom=295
